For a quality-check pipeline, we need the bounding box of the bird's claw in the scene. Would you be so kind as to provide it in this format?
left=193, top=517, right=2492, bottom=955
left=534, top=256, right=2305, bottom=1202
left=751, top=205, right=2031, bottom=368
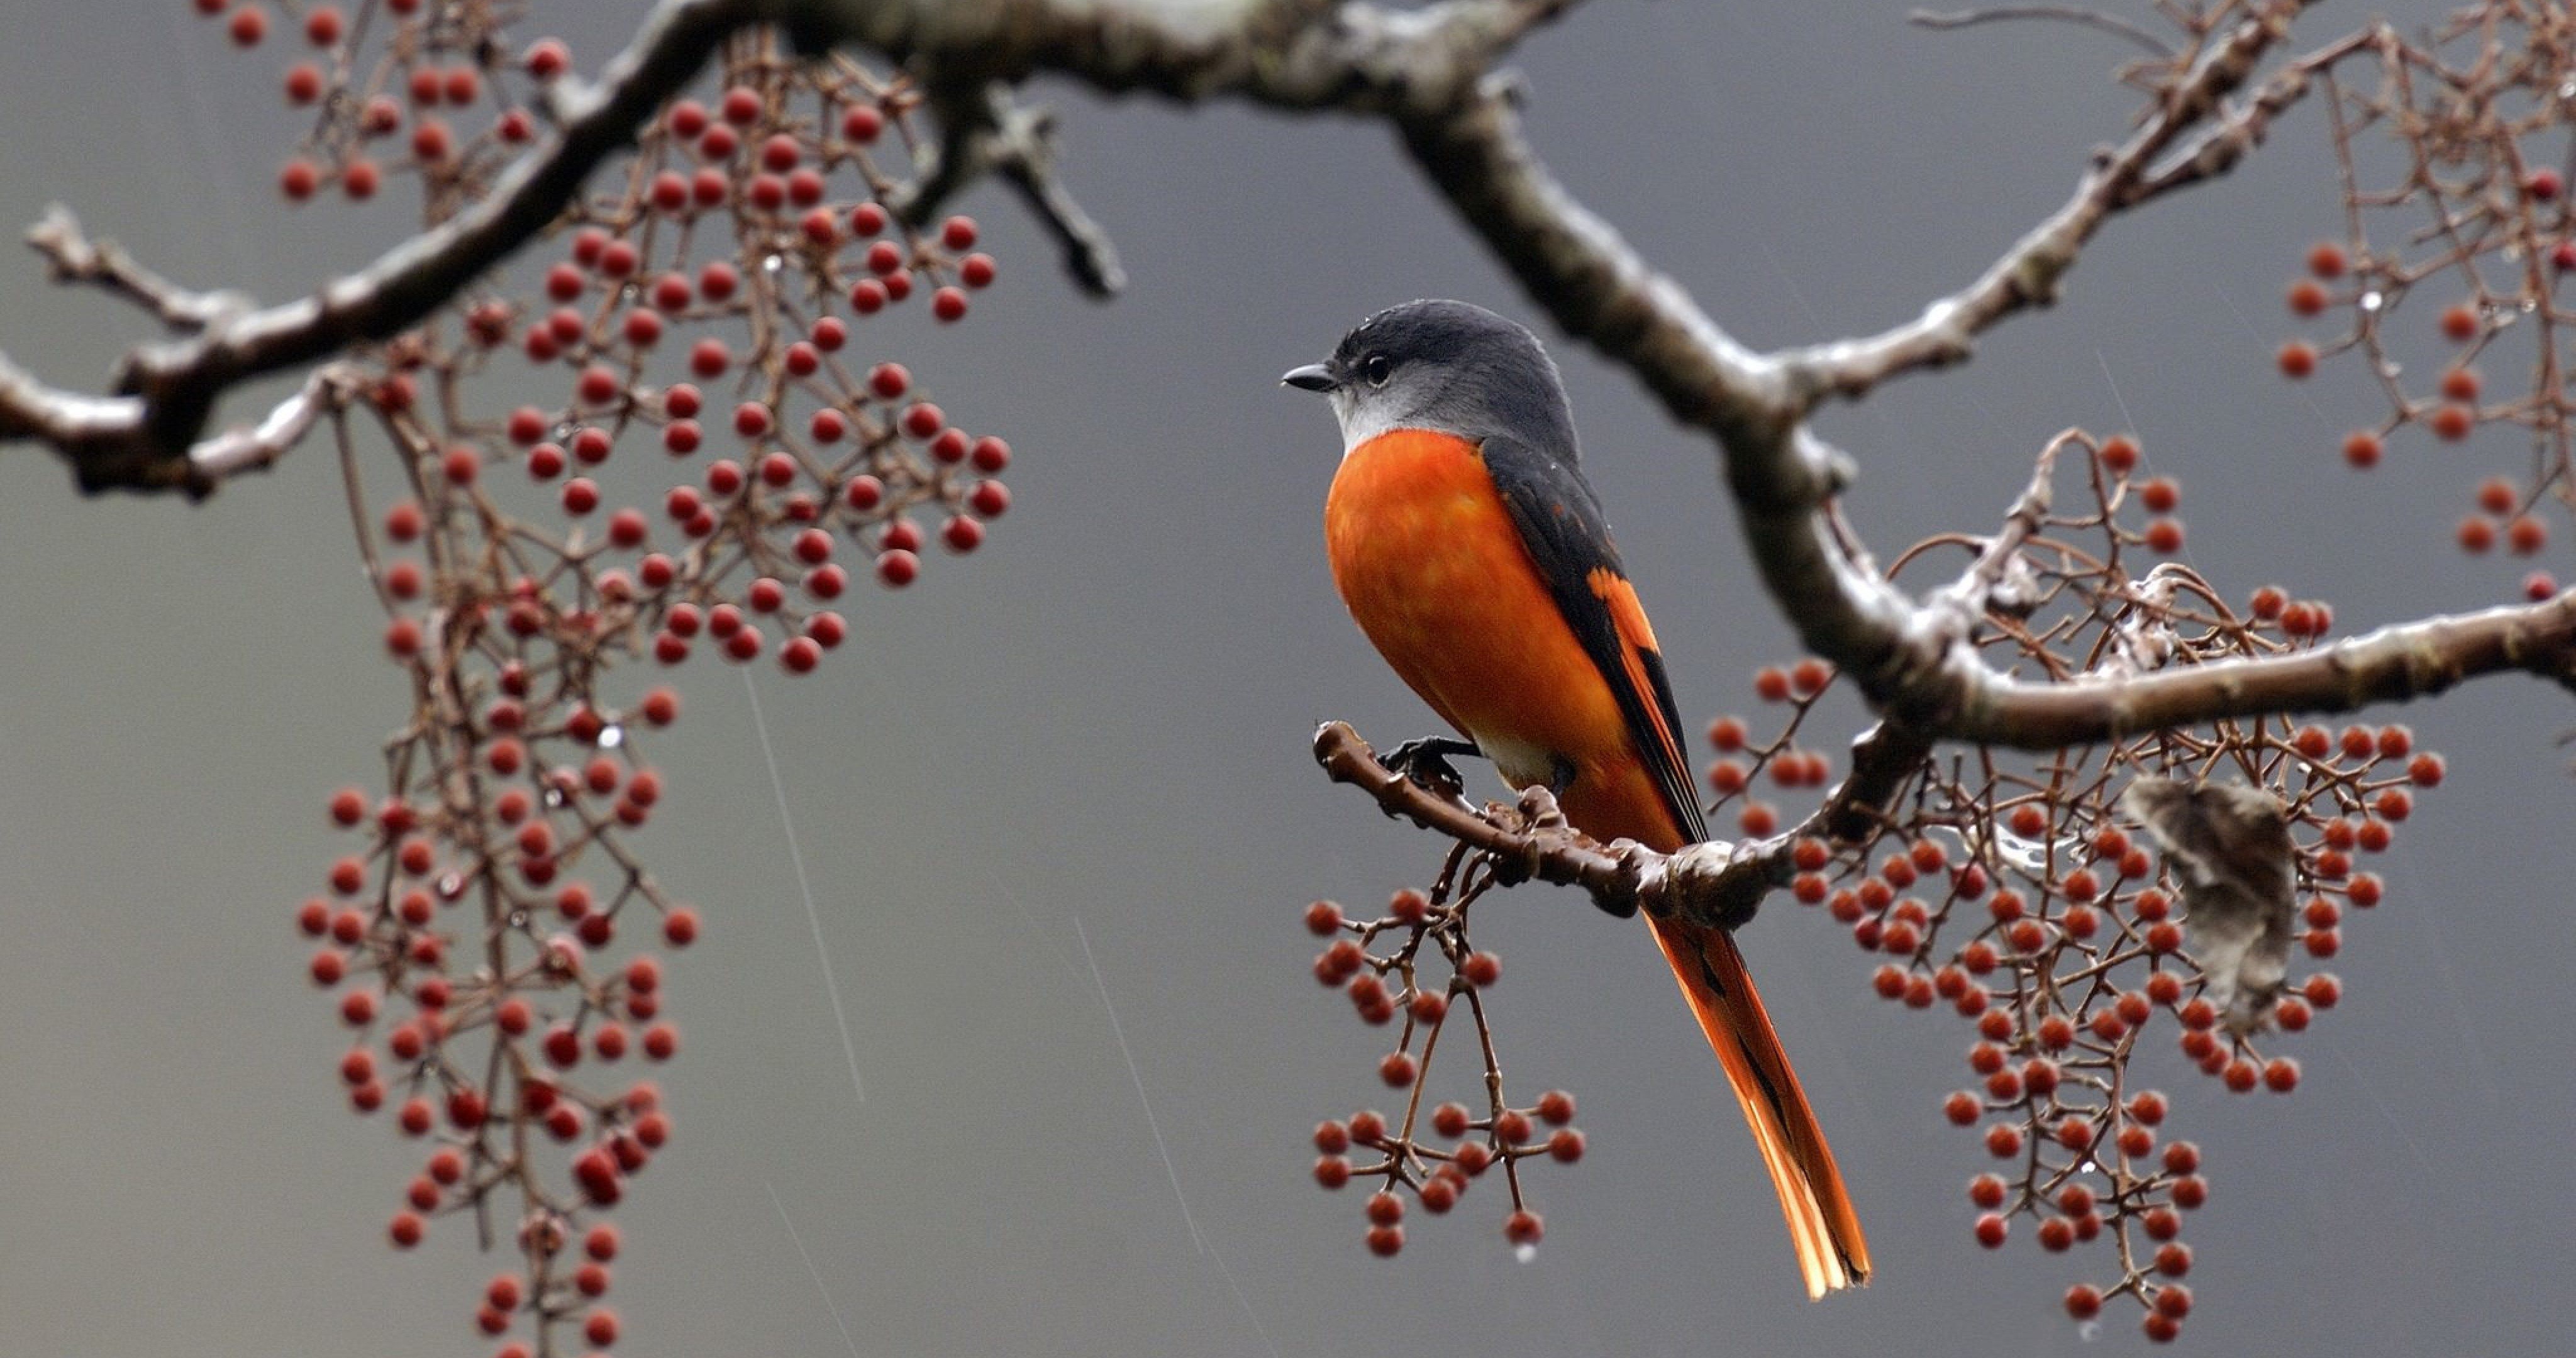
left=1381, top=735, right=1480, bottom=803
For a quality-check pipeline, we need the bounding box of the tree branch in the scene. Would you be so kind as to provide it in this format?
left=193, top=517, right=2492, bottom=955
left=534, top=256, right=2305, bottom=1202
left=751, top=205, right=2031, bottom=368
left=0, top=0, right=772, bottom=495
left=1313, top=720, right=1774, bottom=928
left=3, top=0, right=1604, bottom=494
left=887, top=82, right=1127, bottom=297
left=1947, top=589, right=2576, bottom=747
left=1775, top=0, right=2323, bottom=407
left=1909, top=5, right=2176, bottom=58
left=15, top=0, right=2541, bottom=925
left=26, top=205, right=252, bottom=333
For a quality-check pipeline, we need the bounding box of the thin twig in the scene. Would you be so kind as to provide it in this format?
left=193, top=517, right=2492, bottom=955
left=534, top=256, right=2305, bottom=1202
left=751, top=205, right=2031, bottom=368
left=1909, top=5, right=2175, bottom=58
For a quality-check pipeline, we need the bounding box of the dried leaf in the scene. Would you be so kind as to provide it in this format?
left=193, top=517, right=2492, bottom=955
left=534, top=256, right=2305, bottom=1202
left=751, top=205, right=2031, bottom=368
left=2119, top=776, right=2296, bottom=1034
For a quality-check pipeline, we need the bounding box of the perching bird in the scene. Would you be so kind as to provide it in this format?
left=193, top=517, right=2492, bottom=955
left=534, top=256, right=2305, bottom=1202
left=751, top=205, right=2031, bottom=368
left=1285, top=299, right=1869, bottom=1297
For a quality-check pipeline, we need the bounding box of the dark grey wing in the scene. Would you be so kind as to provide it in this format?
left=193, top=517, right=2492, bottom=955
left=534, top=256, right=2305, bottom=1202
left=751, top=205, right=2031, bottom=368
left=1481, top=434, right=1709, bottom=847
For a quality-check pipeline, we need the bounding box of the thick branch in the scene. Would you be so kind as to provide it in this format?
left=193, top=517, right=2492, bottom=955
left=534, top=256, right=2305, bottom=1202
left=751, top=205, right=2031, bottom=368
left=1948, top=590, right=2576, bottom=746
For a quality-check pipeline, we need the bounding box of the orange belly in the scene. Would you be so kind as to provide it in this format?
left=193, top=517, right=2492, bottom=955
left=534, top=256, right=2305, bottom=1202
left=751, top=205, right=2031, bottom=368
left=1324, top=429, right=1683, bottom=849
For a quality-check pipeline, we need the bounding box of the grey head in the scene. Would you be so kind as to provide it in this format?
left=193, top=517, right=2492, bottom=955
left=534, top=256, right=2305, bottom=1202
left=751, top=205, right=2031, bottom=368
left=1281, top=299, right=1579, bottom=460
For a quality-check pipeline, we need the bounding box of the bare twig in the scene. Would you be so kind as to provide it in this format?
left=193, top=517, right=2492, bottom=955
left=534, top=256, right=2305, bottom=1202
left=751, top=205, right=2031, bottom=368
left=26, top=205, right=251, bottom=332
left=189, top=365, right=362, bottom=482
left=1779, top=1, right=2324, bottom=407
left=1909, top=5, right=2175, bottom=58
left=889, top=82, right=1126, bottom=297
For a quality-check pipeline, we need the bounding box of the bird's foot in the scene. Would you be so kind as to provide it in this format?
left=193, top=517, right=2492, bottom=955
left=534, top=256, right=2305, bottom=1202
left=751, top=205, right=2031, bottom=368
left=1380, top=735, right=1480, bottom=802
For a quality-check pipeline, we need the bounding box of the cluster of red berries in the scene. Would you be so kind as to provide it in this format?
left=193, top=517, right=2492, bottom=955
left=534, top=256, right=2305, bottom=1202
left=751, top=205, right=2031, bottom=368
left=2272, top=40, right=2576, bottom=583
left=195, top=0, right=567, bottom=207
left=309, top=675, right=689, bottom=1350
left=194, top=4, right=1024, bottom=1352
left=1705, top=661, right=1837, bottom=839
left=1704, top=441, right=2453, bottom=1338
left=1302, top=890, right=1568, bottom=1256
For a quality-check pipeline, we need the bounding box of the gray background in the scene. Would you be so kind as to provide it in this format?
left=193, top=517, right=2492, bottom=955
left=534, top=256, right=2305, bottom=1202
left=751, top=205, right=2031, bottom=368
left=0, top=3, right=2563, bottom=1355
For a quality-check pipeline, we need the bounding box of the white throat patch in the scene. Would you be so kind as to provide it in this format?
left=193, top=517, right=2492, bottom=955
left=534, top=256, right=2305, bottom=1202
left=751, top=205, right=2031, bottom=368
left=1332, top=389, right=1413, bottom=458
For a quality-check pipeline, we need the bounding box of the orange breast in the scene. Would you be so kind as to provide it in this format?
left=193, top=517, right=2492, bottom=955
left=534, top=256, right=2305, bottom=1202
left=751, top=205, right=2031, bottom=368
left=1324, top=429, right=1683, bottom=849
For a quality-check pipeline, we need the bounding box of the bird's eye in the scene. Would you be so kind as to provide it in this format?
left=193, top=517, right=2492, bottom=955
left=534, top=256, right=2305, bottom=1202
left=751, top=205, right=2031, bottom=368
left=1362, top=354, right=1393, bottom=387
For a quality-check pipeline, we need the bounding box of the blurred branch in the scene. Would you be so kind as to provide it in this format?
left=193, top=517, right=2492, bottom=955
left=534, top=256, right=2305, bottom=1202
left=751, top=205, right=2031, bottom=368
left=26, top=206, right=252, bottom=333
left=1909, top=5, right=2174, bottom=57
left=4, top=0, right=1599, bottom=494
left=0, top=0, right=767, bottom=495
left=889, top=82, right=1126, bottom=297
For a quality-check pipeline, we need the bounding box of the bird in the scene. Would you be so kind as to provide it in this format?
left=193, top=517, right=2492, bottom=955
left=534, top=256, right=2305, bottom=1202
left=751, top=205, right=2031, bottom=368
left=1284, top=299, right=1869, bottom=1298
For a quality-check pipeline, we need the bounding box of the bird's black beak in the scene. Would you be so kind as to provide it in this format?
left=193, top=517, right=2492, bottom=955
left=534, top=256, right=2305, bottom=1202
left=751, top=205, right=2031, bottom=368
left=1280, top=362, right=1336, bottom=393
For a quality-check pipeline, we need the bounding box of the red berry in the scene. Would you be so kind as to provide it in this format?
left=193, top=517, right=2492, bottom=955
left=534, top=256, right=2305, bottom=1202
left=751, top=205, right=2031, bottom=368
left=2099, top=434, right=2140, bottom=473
left=664, top=907, right=700, bottom=946
left=2286, top=279, right=2329, bottom=316
left=2441, top=303, right=2480, bottom=341
left=875, top=549, right=919, bottom=587
left=931, top=286, right=969, bottom=322
left=2277, top=341, right=2317, bottom=378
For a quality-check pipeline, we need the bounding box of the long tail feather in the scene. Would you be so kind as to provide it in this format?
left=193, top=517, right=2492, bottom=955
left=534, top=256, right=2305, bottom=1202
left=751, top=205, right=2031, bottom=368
left=1646, top=914, right=1870, bottom=1299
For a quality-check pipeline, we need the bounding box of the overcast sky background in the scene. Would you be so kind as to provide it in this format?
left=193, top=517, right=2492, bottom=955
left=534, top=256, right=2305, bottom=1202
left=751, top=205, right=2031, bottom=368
left=0, top=3, right=2565, bottom=1355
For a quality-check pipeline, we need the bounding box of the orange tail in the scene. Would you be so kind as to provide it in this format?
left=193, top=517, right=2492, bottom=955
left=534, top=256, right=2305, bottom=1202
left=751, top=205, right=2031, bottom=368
left=1646, top=914, right=1870, bottom=1298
